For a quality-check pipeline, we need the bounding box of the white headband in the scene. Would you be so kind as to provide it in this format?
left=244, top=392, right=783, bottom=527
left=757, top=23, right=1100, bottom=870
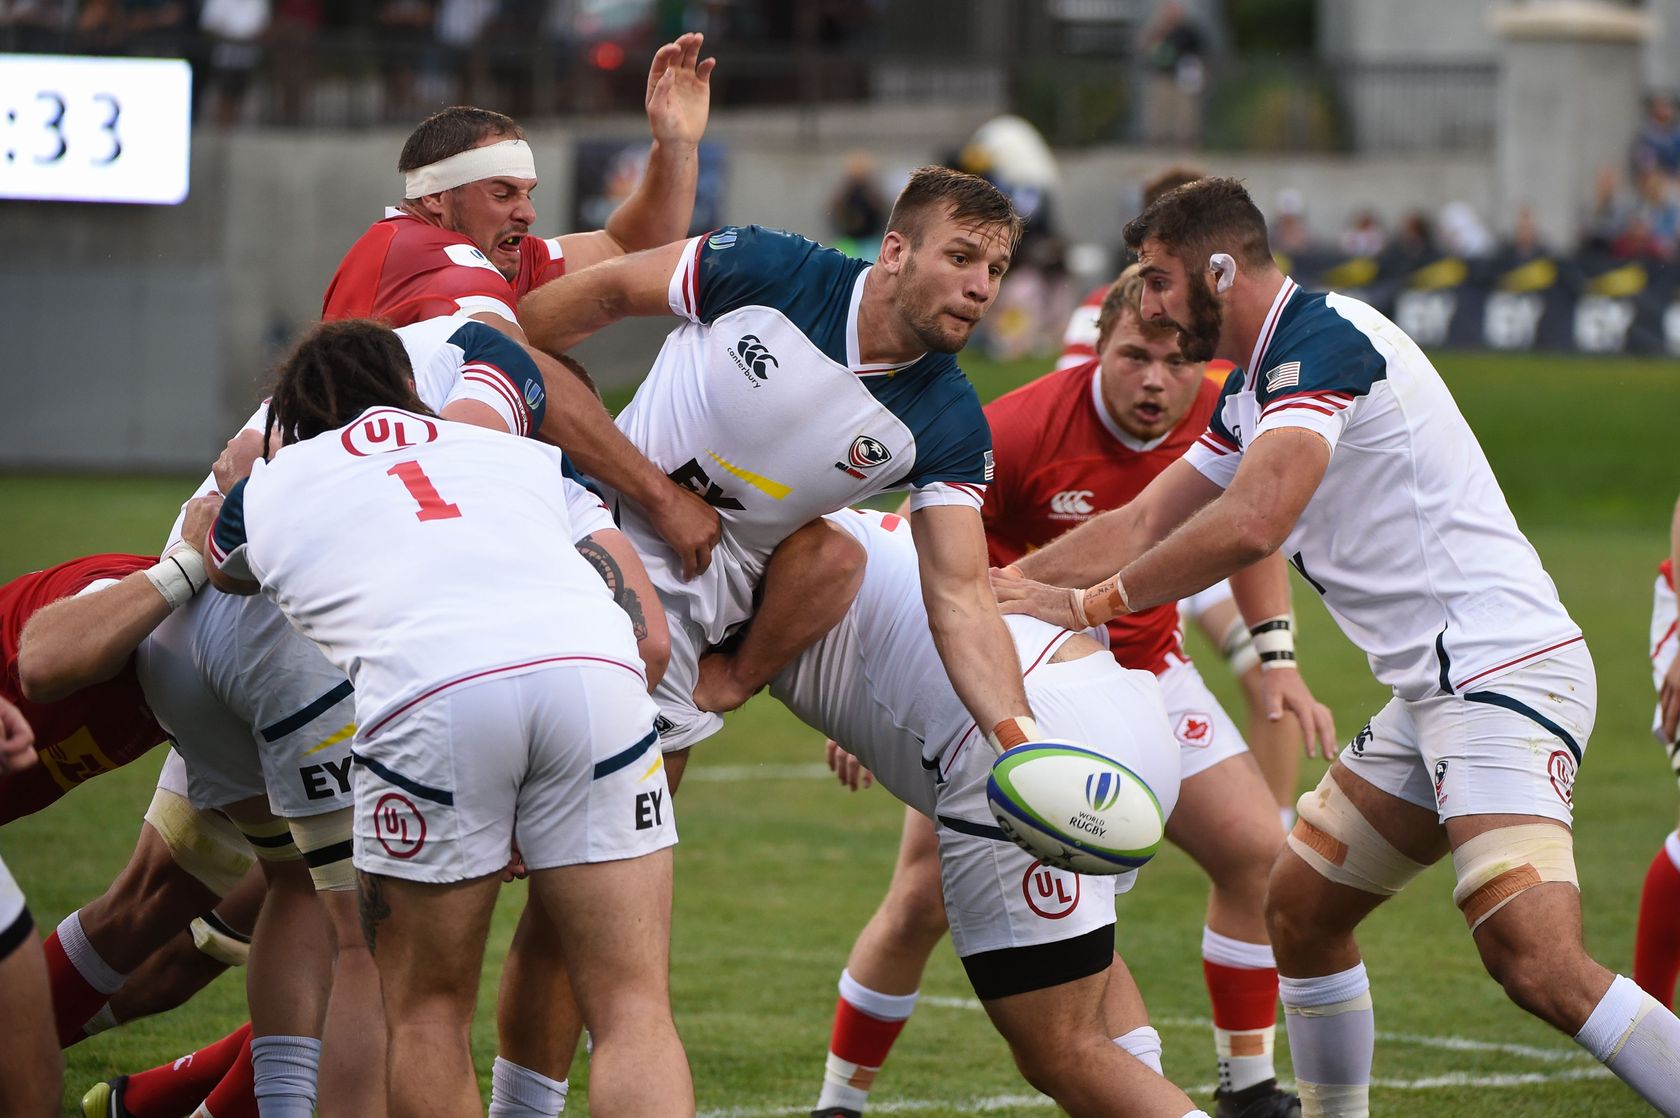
left=403, top=139, right=536, bottom=199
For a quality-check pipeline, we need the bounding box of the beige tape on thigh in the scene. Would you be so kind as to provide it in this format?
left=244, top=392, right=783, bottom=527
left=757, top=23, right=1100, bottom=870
left=143, top=787, right=257, bottom=897
left=238, top=816, right=302, bottom=863
left=1450, top=824, right=1579, bottom=932
left=289, top=809, right=356, bottom=892
left=1287, top=772, right=1430, bottom=896
left=190, top=916, right=251, bottom=966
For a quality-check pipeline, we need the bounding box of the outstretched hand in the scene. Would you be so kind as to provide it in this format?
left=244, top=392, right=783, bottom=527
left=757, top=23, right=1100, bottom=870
left=989, top=565, right=1085, bottom=631
left=646, top=32, right=715, bottom=147
left=1260, top=666, right=1338, bottom=759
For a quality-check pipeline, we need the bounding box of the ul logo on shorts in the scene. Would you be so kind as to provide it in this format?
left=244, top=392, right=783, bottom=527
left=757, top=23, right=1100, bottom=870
left=1022, top=862, right=1080, bottom=920
left=1548, top=750, right=1577, bottom=807
left=1349, top=722, right=1373, bottom=757
left=1433, top=760, right=1450, bottom=808
left=374, top=792, right=427, bottom=858
left=1175, top=713, right=1212, bottom=748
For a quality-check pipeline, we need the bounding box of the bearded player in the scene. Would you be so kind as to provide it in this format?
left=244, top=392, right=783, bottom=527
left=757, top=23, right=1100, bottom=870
left=794, top=265, right=1333, bottom=1118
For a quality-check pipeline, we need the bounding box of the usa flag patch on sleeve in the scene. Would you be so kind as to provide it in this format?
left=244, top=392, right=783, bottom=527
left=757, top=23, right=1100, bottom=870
left=983, top=449, right=995, bottom=482
left=1265, top=362, right=1301, bottom=392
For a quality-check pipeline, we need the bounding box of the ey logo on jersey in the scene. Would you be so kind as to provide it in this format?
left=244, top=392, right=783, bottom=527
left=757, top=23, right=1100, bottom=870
left=731, top=335, right=778, bottom=385
left=1048, top=489, right=1095, bottom=521
left=835, top=434, right=892, bottom=480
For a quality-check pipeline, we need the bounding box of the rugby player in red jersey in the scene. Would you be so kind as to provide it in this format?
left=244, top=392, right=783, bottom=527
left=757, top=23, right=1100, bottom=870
left=802, top=266, right=1335, bottom=1118
left=1635, top=495, right=1680, bottom=1009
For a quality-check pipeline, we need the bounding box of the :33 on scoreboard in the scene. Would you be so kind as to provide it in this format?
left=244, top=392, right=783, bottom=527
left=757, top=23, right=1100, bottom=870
left=0, top=53, right=191, bottom=205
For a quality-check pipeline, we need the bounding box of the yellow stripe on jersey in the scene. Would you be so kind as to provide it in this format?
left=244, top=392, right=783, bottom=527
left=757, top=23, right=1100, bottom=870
left=640, top=752, right=665, bottom=782
left=304, top=722, right=357, bottom=756
left=706, top=449, right=792, bottom=500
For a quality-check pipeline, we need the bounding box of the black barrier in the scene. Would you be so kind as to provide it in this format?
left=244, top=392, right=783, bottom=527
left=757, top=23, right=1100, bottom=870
left=1276, top=249, right=1680, bottom=356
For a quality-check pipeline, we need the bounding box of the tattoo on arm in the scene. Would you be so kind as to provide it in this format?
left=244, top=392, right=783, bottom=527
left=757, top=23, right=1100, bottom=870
left=357, top=871, right=390, bottom=954
left=576, top=535, right=649, bottom=641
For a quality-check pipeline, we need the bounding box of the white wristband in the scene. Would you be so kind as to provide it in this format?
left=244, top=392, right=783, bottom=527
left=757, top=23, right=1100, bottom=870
left=1248, top=613, right=1296, bottom=670
left=144, top=549, right=207, bottom=611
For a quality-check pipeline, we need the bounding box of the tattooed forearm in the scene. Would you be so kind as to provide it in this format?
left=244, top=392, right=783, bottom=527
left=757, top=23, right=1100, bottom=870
left=577, top=535, right=649, bottom=640
left=358, top=871, right=390, bottom=954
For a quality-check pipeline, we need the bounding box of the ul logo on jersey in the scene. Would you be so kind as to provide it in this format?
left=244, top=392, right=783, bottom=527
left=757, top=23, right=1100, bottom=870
left=1049, top=490, right=1095, bottom=520
left=342, top=408, right=441, bottom=457
left=734, top=335, right=778, bottom=380
left=1022, top=862, right=1080, bottom=919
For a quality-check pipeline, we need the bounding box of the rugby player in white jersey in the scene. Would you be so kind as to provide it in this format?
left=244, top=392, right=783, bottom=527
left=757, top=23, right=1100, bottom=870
left=202, top=319, right=691, bottom=1118
left=699, top=507, right=1207, bottom=1117
left=0, top=695, right=59, bottom=1118
left=502, top=167, right=1047, bottom=1110
left=994, top=176, right=1680, bottom=1117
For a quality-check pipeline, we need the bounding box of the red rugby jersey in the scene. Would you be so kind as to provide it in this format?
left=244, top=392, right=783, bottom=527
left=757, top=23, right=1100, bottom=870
left=323, top=211, right=526, bottom=326
left=983, top=360, right=1223, bottom=675
left=0, top=554, right=167, bottom=822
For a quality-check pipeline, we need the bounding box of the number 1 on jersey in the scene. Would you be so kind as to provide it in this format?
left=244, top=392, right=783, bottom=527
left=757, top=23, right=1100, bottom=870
left=388, top=461, right=462, bottom=521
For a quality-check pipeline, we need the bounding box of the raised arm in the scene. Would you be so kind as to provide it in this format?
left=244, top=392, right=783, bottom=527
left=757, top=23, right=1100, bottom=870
left=912, top=504, right=1037, bottom=750
left=518, top=239, right=691, bottom=356
left=558, top=34, right=715, bottom=272
left=18, top=495, right=222, bottom=703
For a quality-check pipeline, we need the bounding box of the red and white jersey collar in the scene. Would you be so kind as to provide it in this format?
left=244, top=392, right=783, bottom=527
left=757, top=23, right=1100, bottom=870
left=847, top=268, right=921, bottom=377
left=1243, top=276, right=1299, bottom=391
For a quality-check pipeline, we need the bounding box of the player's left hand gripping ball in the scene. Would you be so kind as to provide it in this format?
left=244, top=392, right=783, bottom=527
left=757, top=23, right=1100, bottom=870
left=986, top=740, right=1164, bottom=875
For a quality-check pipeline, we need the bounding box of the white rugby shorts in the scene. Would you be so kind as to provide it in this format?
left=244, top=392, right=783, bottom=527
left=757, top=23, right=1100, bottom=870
left=650, top=612, right=725, bottom=755
left=926, top=653, right=1181, bottom=961
left=0, top=852, right=27, bottom=956
left=137, top=591, right=357, bottom=818
left=1157, top=658, right=1249, bottom=781
left=1340, top=642, right=1596, bottom=825
left=1651, top=573, right=1677, bottom=745
left=351, top=661, right=673, bottom=883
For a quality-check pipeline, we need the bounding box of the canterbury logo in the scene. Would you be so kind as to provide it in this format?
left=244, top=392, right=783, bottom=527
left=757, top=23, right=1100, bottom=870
left=735, top=335, right=778, bottom=379
left=1049, top=489, right=1094, bottom=517
left=1085, top=770, right=1121, bottom=813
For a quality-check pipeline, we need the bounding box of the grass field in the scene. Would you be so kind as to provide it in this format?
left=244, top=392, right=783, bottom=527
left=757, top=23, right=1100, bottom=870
left=1, top=350, right=1676, bottom=1117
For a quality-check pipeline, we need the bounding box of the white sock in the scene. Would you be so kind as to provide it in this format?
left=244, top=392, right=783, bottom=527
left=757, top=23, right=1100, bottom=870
left=82, top=1003, right=121, bottom=1037
left=1279, top=963, right=1373, bottom=1118
left=1203, top=927, right=1279, bottom=1094
left=488, top=1056, right=570, bottom=1117
left=1113, top=1025, right=1164, bottom=1074
left=815, top=969, right=919, bottom=1113
left=1574, top=973, right=1680, bottom=1115
left=57, top=911, right=127, bottom=994
left=250, top=1035, right=320, bottom=1118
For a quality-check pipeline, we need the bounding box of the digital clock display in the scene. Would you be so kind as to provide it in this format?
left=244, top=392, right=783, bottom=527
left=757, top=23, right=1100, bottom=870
left=0, top=53, right=192, bottom=205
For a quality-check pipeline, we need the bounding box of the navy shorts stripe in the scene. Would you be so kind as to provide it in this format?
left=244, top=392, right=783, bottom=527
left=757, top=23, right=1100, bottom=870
left=351, top=753, right=455, bottom=806
left=1436, top=627, right=1453, bottom=695
left=593, top=728, right=658, bottom=781
left=937, top=813, right=1010, bottom=843
left=260, top=680, right=355, bottom=743
left=1463, top=690, right=1582, bottom=764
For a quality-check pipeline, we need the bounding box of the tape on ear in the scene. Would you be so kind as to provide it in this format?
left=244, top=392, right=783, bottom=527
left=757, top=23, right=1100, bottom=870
left=1210, top=253, right=1237, bottom=292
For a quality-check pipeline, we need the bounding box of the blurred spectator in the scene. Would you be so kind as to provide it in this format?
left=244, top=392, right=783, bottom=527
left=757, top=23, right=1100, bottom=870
left=1340, top=209, right=1385, bottom=257
left=1140, top=0, right=1208, bottom=147
left=827, top=152, right=889, bottom=259
left=437, top=0, right=501, bottom=105
left=269, top=0, right=323, bottom=125
left=378, top=1, right=435, bottom=122
left=1632, top=92, right=1680, bottom=178
left=1617, top=167, right=1680, bottom=261
left=1504, top=204, right=1549, bottom=261
left=199, top=0, right=270, bottom=126
left=122, top=0, right=192, bottom=53
left=1270, top=188, right=1315, bottom=255
left=2, top=0, right=75, bottom=52
left=1390, top=210, right=1435, bottom=264
left=1582, top=165, right=1636, bottom=254
left=1437, top=201, right=1494, bottom=259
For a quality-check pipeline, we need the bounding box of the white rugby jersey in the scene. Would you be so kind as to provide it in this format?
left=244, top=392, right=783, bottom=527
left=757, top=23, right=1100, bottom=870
left=770, top=508, right=1083, bottom=777
left=609, top=225, right=995, bottom=645
left=209, top=409, right=634, bottom=737
left=1183, top=280, right=1581, bottom=700
left=167, top=317, right=553, bottom=549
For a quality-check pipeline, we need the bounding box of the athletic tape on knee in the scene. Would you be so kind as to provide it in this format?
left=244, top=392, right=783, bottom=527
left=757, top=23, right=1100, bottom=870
left=1287, top=773, right=1429, bottom=896
left=1450, top=824, right=1579, bottom=932
left=191, top=913, right=251, bottom=966
left=1217, top=616, right=1261, bottom=676
left=238, top=816, right=303, bottom=863
left=288, top=809, right=356, bottom=892
left=143, top=787, right=257, bottom=896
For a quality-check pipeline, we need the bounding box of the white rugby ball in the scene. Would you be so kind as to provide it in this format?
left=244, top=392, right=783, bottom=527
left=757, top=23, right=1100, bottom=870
left=986, top=740, right=1164, bottom=875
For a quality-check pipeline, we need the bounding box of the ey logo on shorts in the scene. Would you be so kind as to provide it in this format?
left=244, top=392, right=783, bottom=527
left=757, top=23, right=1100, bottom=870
left=635, top=788, right=666, bottom=831
left=1022, top=863, right=1079, bottom=919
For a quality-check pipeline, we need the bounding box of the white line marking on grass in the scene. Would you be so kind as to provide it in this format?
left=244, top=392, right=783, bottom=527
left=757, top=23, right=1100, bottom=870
left=686, top=763, right=833, bottom=782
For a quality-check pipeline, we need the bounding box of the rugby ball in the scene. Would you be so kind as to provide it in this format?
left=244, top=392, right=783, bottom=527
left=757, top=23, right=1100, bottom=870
left=986, top=741, right=1164, bottom=875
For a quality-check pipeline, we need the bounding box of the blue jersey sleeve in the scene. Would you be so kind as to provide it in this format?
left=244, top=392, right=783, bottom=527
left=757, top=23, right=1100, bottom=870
left=877, top=362, right=992, bottom=501
left=445, top=320, right=548, bottom=436
left=208, top=477, right=256, bottom=581
left=693, top=225, right=830, bottom=325
left=1254, top=295, right=1388, bottom=411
